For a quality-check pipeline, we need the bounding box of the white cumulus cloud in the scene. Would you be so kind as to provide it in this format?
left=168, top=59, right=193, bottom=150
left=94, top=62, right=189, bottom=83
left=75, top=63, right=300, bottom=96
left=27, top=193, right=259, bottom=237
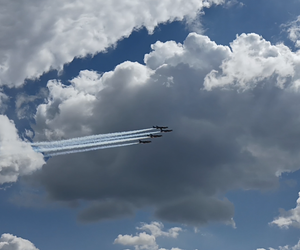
left=204, top=33, right=300, bottom=91
left=0, top=0, right=224, bottom=88
left=114, top=222, right=182, bottom=250
left=34, top=61, right=152, bottom=141
left=138, top=222, right=182, bottom=238
left=0, top=233, right=39, bottom=250
left=0, top=115, right=45, bottom=184
left=258, top=239, right=300, bottom=250
left=144, top=33, right=230, bottom=71
left=270, top=192, right=300, bottom=229
left=114, top=232, right=156, bottom=248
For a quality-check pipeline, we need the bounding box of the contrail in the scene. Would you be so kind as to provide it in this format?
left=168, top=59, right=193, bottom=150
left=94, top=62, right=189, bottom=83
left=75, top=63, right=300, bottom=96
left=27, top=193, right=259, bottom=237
left=35, top=136, right=150, bottom=153
left=44, top=142, right=139, bottom=157
left=31, top=128, right=155, bottom=147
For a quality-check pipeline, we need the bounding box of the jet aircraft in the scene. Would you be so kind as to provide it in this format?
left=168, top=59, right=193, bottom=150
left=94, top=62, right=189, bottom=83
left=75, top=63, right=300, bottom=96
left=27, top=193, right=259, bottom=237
left=148, top=134, right=163, bottom=138
left=139, top=140, right=152, bottom=144
left=153, top=126, right=168, bottom=129
left=160, top=129, right=173, bottom=132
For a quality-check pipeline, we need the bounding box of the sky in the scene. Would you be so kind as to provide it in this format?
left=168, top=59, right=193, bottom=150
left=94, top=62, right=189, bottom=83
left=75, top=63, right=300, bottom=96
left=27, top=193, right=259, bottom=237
left=2, top=0, right=300, bottom=249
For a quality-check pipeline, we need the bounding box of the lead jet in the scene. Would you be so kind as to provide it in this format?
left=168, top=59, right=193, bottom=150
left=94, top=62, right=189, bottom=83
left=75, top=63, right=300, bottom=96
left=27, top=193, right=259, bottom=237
left=153, top=126, right=168, bottom=129
left=148, top=134, right=163, bottom=138
left=139, top=140, right=152, bottom=144
left=160, top=129, right=173, bottom=132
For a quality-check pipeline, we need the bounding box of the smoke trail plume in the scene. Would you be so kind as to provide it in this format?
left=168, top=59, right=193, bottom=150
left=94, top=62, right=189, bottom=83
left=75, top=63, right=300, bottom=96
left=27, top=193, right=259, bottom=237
left=34, top=131, right=160, bottom=149
left=31, top=128, right=155, bottom=147
left=44, top=142, right=139, bottom=157
left=35, top=136, right=150, bottom=153
left=31, top=127, right=162, bottom=157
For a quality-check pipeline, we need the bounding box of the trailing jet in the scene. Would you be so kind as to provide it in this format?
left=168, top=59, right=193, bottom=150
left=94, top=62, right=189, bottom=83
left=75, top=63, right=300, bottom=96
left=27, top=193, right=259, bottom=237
left=148, top=134, right=162, bottom=138
left=139, top=140, right=152, bottom=144
left=160, top=129, right=173, bottom=132
left=153, top=126, right=168, bottom=129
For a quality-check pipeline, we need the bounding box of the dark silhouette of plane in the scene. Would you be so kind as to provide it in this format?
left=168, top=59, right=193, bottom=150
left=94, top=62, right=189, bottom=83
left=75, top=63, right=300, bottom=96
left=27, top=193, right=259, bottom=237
left=148, top=134, right=163, bottom=138
left=153, top=126, right=168, bottom=129
left=160, top=129, right=173, bottom=132
left=139, top=140, right=152, bottom=144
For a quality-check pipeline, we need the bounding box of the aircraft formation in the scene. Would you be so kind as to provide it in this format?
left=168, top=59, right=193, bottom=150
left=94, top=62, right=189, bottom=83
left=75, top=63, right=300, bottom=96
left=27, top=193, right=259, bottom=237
left=31, top=126, right=172, bottom=157
left=139, top=126, right=172, bottom=143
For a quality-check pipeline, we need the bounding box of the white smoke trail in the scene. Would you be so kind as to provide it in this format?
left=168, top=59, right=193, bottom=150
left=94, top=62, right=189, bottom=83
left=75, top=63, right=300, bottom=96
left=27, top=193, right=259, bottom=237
left=54, top=131, right=158, bottom=147
left=33, top=131, right=160, bottom=150
left=35, top=136, right=150, bottom=153
left=31, top=128, right=155, bottom=147
left=44, top=142, right=139, bottom=157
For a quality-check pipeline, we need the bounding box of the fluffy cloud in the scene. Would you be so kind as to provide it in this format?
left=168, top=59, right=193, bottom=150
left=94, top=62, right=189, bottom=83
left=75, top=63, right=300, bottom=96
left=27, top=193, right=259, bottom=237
left=270, top=192, right=300, bottom=229
left=137, top=222, right=182, bottom=238
left=282, top=16, right=300, bottom=48
left=29, top=32, right=300, bottom=226
left=114, top=233, right=156, bottom=248
left=258, top=239, right=300, bottom=250
left=114, top=221, right=182, bottom=250
left=144, top=33, right=230, bottom=71
left=0, top=115, right=45, bottom=184
left=204, top=33, right=300, bottom=91
left=0, top=0, right=224, bottom=88
left=0, top=233, right=39, bottom=250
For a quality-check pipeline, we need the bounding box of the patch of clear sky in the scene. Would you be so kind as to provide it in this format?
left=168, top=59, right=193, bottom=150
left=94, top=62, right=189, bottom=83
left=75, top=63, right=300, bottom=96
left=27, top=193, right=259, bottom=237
left=203, top=0, right=300, bottom=48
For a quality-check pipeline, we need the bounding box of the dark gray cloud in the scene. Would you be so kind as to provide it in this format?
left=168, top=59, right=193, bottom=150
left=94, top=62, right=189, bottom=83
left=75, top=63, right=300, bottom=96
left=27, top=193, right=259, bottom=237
left=155, top=195, right=234, bottom=226
left=27, top=33, right=300, bottom=226
left=78, top=200, right=134, bottom=223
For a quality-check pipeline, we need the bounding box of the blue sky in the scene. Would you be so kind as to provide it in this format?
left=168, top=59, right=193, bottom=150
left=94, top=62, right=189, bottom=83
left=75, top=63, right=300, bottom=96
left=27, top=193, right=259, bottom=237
left=1, top=1, right=300, bottom=250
